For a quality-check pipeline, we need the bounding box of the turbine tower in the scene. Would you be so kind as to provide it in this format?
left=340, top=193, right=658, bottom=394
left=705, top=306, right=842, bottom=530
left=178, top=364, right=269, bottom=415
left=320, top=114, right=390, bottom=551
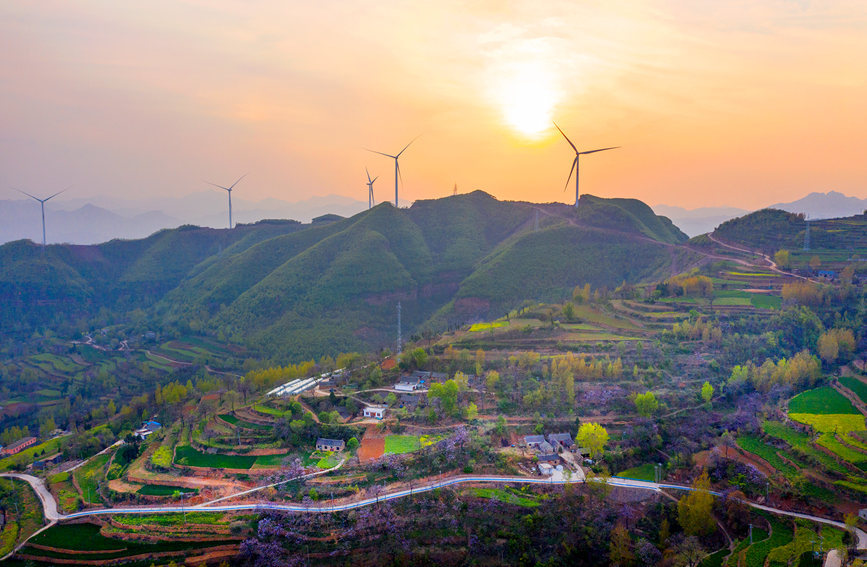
left=206, top=174, right=246, bottom=229
left=17, top=188, right=66, bottom=253
left=554, top=123, right=619, bottom=208
left=365, top=168, right=378, bottom=210
left=367, top=138, right=416, bottom=207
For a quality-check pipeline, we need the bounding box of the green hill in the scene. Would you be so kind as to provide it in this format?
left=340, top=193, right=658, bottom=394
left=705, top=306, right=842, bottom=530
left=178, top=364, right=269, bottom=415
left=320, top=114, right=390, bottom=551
left=0, top=192, right=697, bottom=359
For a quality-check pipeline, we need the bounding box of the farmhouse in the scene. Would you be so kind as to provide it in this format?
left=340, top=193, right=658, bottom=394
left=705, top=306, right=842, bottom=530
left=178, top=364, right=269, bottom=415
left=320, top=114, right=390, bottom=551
left=0, top=436, right=37, bottom=456
left=134, top=420, right=162, bottom=439
left=32, top=453, right=63, bottom=470
left=363, top=404, right=387, bottom=420
left=523, top=435, right=546, bottom=448
left=394, top=376, right=422, bottom=392
left=547, top=433, right=574, bottom=450
left=316, top=438, right=346, bottom=452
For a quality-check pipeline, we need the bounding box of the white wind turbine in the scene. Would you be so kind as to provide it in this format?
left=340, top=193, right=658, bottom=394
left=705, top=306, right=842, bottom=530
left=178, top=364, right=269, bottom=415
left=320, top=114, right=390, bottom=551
left=366, top=138, right=416, bottom=207
left=554, top=123, right=619, bottom=208
left=17, top=188, right=67, bottom=253
left=365, top=168, right=378, bottom=209
left=206, top=174, right=247, bottom=229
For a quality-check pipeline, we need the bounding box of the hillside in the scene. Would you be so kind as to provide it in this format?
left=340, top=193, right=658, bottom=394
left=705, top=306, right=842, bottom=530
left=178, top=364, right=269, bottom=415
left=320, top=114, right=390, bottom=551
left=0, top=192, right=696, bottom=360
left=713, top=208, right=867, bottom=254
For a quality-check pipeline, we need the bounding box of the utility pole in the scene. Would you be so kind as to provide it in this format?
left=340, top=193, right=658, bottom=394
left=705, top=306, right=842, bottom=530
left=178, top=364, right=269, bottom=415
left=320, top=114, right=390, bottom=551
left=397, top=302, right=402, bottom=354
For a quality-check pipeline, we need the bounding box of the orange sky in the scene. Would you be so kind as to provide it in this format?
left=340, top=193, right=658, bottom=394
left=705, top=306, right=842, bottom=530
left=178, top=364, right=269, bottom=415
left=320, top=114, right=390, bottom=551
left=1, top=1, right=866, bottom=209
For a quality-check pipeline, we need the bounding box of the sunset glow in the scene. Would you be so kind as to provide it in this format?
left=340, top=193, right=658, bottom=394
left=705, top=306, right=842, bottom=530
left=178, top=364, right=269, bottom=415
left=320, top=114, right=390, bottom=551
left=1, top=2, right=866, bottom=209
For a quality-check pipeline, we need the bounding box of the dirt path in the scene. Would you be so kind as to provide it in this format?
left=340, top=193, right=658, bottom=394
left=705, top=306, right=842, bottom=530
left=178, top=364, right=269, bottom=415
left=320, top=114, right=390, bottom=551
left=358, top=426, right=385, bottom=462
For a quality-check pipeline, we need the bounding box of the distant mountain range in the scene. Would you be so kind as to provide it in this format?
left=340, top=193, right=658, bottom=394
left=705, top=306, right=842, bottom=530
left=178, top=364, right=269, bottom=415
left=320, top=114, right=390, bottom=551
left=0, top=193, right=370, bottom=245
left=654, top=191, right=867, bottom=236
left=3, top=189, right=865, bottom=245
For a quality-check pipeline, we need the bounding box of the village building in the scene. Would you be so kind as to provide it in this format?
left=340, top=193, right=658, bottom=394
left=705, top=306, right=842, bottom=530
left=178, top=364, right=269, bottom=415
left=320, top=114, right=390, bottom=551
left=32, top=453, right=63, bottom=471
left=363, top=404, right=387, bottom=420
left=134, top=420, right=162, bottom=439
left=538, top=462, right=555, bottom=476
left=523, top=435, right=546, bottom=448
left=547, top=433, right=575, bottom=451
left=315, top=438, right=346, bottom=452
left=0, top=437, right=37, bottom=456
left=394, top=376, right=422, bottom=392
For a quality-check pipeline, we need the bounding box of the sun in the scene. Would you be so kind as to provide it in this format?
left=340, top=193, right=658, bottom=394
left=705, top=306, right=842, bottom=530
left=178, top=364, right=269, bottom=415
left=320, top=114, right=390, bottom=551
left=495, top=62, right=559, bottom=139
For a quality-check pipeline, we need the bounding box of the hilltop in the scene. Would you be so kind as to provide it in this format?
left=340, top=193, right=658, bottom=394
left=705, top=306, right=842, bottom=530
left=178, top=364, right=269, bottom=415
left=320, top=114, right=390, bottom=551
left=0, top=191, right=692, bottom=360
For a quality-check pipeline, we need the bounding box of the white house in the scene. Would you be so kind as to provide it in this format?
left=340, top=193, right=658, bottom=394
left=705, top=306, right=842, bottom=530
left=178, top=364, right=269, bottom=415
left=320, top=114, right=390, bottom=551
left=363, top=405, right=387, bottom=420
left=394, top=377, right=422, bottom=392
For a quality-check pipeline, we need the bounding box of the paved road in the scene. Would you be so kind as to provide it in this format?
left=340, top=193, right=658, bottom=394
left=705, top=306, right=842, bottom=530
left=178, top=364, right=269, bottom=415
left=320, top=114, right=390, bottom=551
left=4, top=472, right=865, bottom=553
left=0, top=473, right=60, bottom=521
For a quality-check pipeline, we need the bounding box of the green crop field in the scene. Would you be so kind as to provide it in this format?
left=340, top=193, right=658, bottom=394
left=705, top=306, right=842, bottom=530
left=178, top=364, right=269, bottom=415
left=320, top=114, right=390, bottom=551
left=24, top=522, right=237, bottom=562
left=136, top=484, right=198, bottom=496
left=788, top=387, right=860, bottom=415
left=737, top=436, right=798, bottom=477
left=700, top=547, right=728, bottom=567
left=174, top=445, right=257, bottom=469
left=745, top=518, right=791, bottom=567
left=839, top=376, right=867, bottom=404
left=114, top=512, right=223, bottom=526
left=816, top=433, right=867, bottom=467
left=615, top=463, right=657, bottom=481
left=762, top=421, right=850, bottom=475
left=384, top=435, right=421, bottom=454
left=469, top=321, right=508, bottom=332
left=219, top=413, right=270, bottom=429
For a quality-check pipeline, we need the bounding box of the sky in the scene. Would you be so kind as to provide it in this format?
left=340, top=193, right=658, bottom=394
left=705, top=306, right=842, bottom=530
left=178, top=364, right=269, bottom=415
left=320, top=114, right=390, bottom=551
left=2, top=1, right=866, bottom=211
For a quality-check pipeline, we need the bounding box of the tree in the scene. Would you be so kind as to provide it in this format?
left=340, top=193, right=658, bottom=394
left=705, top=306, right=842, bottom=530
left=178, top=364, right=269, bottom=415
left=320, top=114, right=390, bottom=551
left=464, top=402, right=478, bottom=421
left=673, top=536, right=705, bottom=567
left=577, top=422, right=609, bottom=458
left=346, top=437, right=359, bottom=451
left=609, top=523, right=635, bottom=566
left=700, top=381, right=714, bottom=405
left=563, top=301, right=576, bottom=321
left=774, top=249, right=791, bottom=269
left=633, top=392, right=658, bottom=417
left=818, top=332, right=839, bottom=363
left=809, top=255, right=821, bottom=271
left=676, top=472, right=716, bottom=536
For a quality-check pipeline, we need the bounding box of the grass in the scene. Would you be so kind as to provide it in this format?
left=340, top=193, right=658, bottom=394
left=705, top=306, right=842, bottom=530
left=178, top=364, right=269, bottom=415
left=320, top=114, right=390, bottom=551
left=839, top=376, right=867, bottom=404
left=615, top=463, right=657, bottom=482
left=761, top=421, right=851, bottom=475
left=737, top=435, right=798, bottom=477
left=744, top=518, right=792, bottom=567
left=316, top=454, right=341, bottom=469
left=713, top=297, right=752, bottom=306
left=0, top=436, right=67, bottom=472
left=174, top=445, right=257, bottom=469
left=253, top=404, right=294, bottom=418
left=136, top=484, right=198, bottom=496
left=468, top=321, right=508, bottom=332
left=150, top=445, right=173, bottom=468
left=700, top=547, right=729, bottom=567
left=472, top=487, right=541, bottom=508
left=788, top=387, right=861, bottom=415
left=816, top=433, right=867, bottom=466
left=384, top=435, right=421, bottom=454
left=253, top=453, right=293, bottom=467
left=74, top=452, right=111, bottom=504
left=218, top=413, right=270, bottom=430
left=113, top=512, right=224, bottom=526
left=725, top=537, right=751, bottom=566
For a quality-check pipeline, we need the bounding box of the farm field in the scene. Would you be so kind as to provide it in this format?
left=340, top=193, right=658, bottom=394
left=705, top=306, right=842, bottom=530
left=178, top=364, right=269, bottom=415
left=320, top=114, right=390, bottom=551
left=173, top=445, right=257, bottom=469
left=787, top=386, right=867, bottom=466
left=472, top=487, right=543, bottom=508
left=839, top=376, right=867, bottom=404
left=615, top=463, right=657, bottom=481
left=137, top=484, right=198, bottom=496
left=74, top=452, right=112, bottom=504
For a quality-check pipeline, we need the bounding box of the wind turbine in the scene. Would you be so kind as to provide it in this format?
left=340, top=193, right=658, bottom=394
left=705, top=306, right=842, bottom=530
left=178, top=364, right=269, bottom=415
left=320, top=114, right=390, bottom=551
left=206, top=174, right=246, bottom=229
left=365, top=168, right=378, bottom=209
left=16, top=188, right=66, bottom=253
left=366, top=138, right=416, bottom=207
left=554, top=123, right=619, bottom=208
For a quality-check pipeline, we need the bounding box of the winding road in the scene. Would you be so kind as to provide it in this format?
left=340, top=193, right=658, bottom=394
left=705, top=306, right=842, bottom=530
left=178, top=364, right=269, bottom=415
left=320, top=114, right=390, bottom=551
left=3, top=472, right=864, bottom=554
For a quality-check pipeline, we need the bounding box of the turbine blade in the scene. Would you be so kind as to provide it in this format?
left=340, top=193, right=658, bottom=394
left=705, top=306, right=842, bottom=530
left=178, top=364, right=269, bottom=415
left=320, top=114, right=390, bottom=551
left=563, top=158, right=577, bottom=192
left=372, top=176, right=378, bottom=183
left=397, top=161, right=404, bottom=187
left=396, top=135, right=420, bottom=158
left=15, top=188, right=41, bottom=202
left=229, top=173, right=248, bottom=190
left=43, top=188, right=68, bottom=202
left=553, top=122, right=579, bottom=154
left=366, top=167, right=372, bottom=183
left=366, top=148, right=397, bottom=159
left=206, top=181, right=231, bottom=192
left=579, top=146, right=620, bottom=155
